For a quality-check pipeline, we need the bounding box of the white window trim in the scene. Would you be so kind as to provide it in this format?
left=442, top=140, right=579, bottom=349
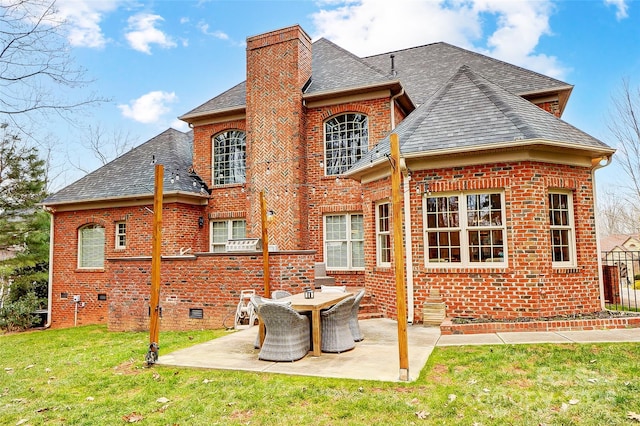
left=375, top=201, right=391, bottom=267
left=78, top=224, right=105, bottom=269
left=323, top=213, right=365, bottom=271
left=423, top=191, right=507, bottom=268
left=549, top=190, right=577, bottom=268
left=209, top=219, right=246, bottom=252
left=115, top=221, right=126, bottom=249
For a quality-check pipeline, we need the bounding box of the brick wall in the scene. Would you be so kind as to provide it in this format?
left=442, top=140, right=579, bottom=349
left=107, top=251, right=316, bottom=331
left=49, top=202, right=207, bottom=328
left=361, top=160, right=601, bottom=322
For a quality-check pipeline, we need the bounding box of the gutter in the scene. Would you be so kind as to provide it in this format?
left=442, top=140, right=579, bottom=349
left=44, top=208, right=54, bottom=328
left=403, top=172, right=415, bottom=323
left=591, top=155, right=613, bottom=311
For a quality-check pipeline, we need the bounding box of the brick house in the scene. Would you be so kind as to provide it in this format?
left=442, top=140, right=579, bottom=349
left=42, top=25, right=614, bottom=331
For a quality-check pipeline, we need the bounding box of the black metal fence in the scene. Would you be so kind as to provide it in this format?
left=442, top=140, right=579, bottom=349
left=601, top=250, right=640, bottom=311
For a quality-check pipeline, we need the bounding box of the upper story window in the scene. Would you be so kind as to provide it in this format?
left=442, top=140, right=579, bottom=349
left=324, top=113, right=368, bottom=175
left=424, top=191, right=506, bottom=267
left=212, top=130, right=246, bottom=185
left=115, top=221, right=126, bottom=249
left=376, top=202, right=391, bottom=267
left=78, top=224, right=105, bottom=269
left=549, top=191, right=576, bottom=267
left=324, top=213, right=364, bottom=270
left=210, top=219, right=247, bottom=252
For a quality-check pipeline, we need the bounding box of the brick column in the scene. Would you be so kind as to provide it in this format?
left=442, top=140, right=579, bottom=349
left=245, top=25, right=311, bottom=250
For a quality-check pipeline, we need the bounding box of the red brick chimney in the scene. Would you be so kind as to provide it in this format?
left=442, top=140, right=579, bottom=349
left=245, top=25, right=312, bottom=250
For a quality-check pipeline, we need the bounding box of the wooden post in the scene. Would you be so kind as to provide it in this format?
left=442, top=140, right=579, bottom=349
left=260, top=191, right=271, bottom=298
left=391, top=133, right=410, bottom=381
left=147, top=163, right=163, bottom=364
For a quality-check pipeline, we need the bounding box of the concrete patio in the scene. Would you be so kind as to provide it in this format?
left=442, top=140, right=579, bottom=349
left=156, top=318, right=441, bottom=382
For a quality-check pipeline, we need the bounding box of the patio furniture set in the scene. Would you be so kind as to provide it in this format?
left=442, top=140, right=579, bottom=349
left=250, top=287, right=366, bottom=362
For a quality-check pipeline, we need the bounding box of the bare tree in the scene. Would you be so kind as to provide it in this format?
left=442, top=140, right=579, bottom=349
left=0, top=0, right=104, bottom=124
left=68, top=124, right=139, bottom=173
left=608, top=78, right=640, bottom=203
left=597, top=186, right=640, bottom=236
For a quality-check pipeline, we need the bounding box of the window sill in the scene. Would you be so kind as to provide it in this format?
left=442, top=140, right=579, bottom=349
left=75, top=268, right=105, bottom=273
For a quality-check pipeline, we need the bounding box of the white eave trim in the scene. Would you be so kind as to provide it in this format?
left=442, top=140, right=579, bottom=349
left=42, top=190, right=209, bottom=212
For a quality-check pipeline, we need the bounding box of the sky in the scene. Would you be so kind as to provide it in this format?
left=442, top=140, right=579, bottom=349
left=22, top=0, right=640, bottom=193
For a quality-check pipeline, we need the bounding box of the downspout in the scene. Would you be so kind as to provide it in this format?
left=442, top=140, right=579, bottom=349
left=44, top=208, right=54, bottom=328
left=392, top=87, right=414, bottom=323
left=591, top=155, right=612, bottom=310
left=403, top=172, right=415, bottom=323
left=390, top=87, right=404, bottom=131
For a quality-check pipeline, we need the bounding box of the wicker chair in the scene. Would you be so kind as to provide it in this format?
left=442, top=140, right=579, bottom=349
left=272, top=290, right=292, bottom=299
left=349, top=289, right=365, bottom=342
left=320, top=296, right=356, bottom=353
left=257, top=303, right=311, bottom=362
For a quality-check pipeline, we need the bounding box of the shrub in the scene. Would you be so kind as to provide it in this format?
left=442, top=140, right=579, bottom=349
left=0, top=292, right=41, bottom=332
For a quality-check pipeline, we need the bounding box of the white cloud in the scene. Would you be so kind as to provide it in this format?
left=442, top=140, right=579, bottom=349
left=311, top=0, right=567, bottom=79
left=118, top=91, right=178, bottom=124
left=125, top=13, right=177, bottom=54
left=198, top=22, right=230, bottom=40
left=604, top=0, right=629, bottom=20
left=55, top=0, right=122, bottom=48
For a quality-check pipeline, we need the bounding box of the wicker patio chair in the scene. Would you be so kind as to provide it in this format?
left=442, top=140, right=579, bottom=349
left=320, top=296, right=356, bottom=353
left=272, top=290, right=292, bottom=299
left=349, top=289, right=365, bottom=342
left=257, top=303, right=311, bottom=362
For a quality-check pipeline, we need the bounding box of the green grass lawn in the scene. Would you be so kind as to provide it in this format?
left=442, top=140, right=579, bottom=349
left=1, top=326, right=639, bottom=425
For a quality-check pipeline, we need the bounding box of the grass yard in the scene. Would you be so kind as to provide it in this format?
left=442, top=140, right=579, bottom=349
left=1, top=326, right=640, bottom=425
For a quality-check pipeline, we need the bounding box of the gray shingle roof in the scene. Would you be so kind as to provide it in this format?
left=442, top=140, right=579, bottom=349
left=304, top=38, right=394, bottom=94
left=362, top=42, right=572, bottom=105
left=180, top=81, right=246, bottom=120
left=182, top=39, right=573, bottom=119
left=43, top=128, right=207, bottom=206
left=348, top=65, right=612, bottom=174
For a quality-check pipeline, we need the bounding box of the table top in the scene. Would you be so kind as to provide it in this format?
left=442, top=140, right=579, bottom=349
left=282, top=291, right=352, bottom=311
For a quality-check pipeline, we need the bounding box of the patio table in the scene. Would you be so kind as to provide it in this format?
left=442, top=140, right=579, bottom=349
left=281, top=291, right=353, bottom=356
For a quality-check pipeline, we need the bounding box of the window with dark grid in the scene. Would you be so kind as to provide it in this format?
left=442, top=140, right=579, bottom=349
left=212, top=130, right=246, bottom=185
left=324, top=113, right=368, bottom=175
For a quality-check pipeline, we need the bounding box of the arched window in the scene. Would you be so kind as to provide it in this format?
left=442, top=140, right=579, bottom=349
left=324, top=113, right=368, bottom=175
left=212, top=130, right=246, bottom=185
left=78, top=224, right=105, bottom=268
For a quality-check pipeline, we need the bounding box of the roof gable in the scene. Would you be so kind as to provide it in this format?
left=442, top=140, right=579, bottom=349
left=43, top=128, right=206, bottom=206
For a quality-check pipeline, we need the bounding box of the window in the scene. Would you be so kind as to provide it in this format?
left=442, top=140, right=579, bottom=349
left=212, top=130, right=246, bottom=185
left=549, top=191, right=576, bottom=267
left=115, top=221, right=126, bottom=249
left=324, top=113, right=368, bottom=175
left=424, top=192, right=506, bottom=267
left=324, top=213, right=364, bottom=270
left=210, top=219, right=246, bottom=252
left=376, top=202, right=391, bottom=266
left=78, top=224, right=105, bottom=268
